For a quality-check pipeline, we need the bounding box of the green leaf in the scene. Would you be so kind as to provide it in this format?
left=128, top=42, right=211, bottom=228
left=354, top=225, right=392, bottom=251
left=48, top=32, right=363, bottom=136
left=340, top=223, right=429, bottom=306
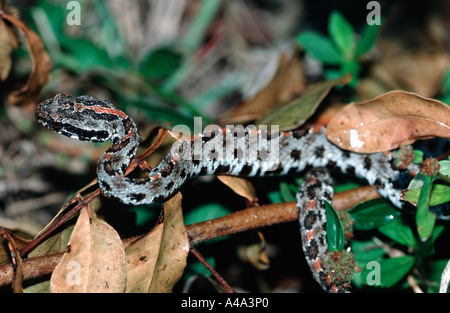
left=439, top=160, right=450, bottom=182
left=58, top=37, right=112, bottom=70
left=431, top=224, right=445, bottom=243
left=129, top=204, right=160, bottom=227
left=403, top=183, right=450, bottom=207
left=138, top=47, right=182, bottom=80
left=416, top=175, right=437, bottom=241
left=380, top=256, right=415, bottom=288
left=442, top=69, right=450, bottom=93
left=415, top=225, right=445, bottom=260
left=355, top=23, right=381, bottom=57
left=323, top=69, right=345, bottom=81
left=426, top=259, right=449, bottom=293
left=324, top=200, right=345, bottom=251
left=279, top=182, right=296, bottom=202
left=333, top=182, right=361, bottom=193
left=378, top=217, right=416, bottom=248
left=184, top=203, right=232, bottom=225
left=92, top=1, right=127, bottom=64
left=125, top=98, right=195, bottom=127
left=361, top=256, right=415, bottom=288
left=31, top=4, right=66, bottom=39
left=267, top=190, right=282, bottom=204
left=413, top=150, right=424, bottom=164
left=407, top=171, right=426, bottom=190
left=351, top=240, right=386, bottom=263
left=295, top=31, right=342, bottom=64
left=341, top=59, right=361, bottom=83
left=328, top=11, right=355, bottom=58
left=349, top=198, right=401, bottom=230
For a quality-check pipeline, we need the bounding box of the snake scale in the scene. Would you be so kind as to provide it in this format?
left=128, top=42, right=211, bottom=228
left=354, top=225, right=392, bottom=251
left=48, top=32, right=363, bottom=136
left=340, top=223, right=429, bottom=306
left=35, top=94, right=446, bottom=292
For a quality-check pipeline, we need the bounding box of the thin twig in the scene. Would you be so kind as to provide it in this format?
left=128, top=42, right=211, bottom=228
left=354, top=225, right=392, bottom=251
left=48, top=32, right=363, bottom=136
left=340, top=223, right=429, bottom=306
left=138, top=127, right=169, bottom=160
left=407, top=275, right=423, bottom=293
left=189, top=244, right=235, bottom=293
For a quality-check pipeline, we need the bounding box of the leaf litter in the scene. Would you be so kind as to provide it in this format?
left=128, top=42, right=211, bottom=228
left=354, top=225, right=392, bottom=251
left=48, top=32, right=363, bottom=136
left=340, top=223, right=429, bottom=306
left=327, top=90, right=450, bottom=153
left=50, top=204, right=127, bottom=293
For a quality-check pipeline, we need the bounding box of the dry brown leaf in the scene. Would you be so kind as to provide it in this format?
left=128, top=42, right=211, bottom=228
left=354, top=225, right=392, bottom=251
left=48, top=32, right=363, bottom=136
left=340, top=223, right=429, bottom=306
left=237, top=232, right=269, bottom=271
left=50, top=206, right=126, bottom=293
left=123, top=223, right=164, bottom=293
left=377, top=39, right=450, bottom=97
left=0, top=19, right=13, bottom=80
left=124, top=193, right=188, bottom=293
left=0, top=5, right=19, bottom=81
left=315, top=101, right=347, bottom=126
left=219, top=53, right=306, bottom=125
left=327, top=90, right=450, bottom=153
left=391, top=52, right=449, bottom=97
left=0, top=11, right=51, bottom=107
left=217, top=176, right=257, bottom=202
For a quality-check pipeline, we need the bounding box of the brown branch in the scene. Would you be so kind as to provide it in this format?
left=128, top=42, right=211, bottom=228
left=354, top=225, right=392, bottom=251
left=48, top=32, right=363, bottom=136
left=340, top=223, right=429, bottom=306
left=187, top=185, right=380, bottom=244
left=0, top=252, right=64, bottom=287
left=0, top=185, right=380, bottom=287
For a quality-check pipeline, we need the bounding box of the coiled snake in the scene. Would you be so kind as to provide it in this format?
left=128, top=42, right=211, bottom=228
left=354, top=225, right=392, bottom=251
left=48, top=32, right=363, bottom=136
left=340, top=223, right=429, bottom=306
left=36, top=94, right=445, bottom=292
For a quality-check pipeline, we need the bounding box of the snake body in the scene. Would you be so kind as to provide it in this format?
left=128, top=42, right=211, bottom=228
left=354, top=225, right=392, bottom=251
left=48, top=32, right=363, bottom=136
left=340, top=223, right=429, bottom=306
left=36, top=94, right=442, bottom=292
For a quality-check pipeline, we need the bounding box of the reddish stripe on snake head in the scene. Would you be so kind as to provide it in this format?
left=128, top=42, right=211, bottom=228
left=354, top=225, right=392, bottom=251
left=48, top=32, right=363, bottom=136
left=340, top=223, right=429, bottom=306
left=90, top=105, right=129, bottom=119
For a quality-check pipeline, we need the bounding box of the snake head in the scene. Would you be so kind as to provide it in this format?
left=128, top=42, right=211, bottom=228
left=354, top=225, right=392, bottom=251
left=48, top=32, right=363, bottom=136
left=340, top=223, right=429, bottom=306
left=36, top=94, right=71, bottom=124
left=35, top=93, right=110, bottom=142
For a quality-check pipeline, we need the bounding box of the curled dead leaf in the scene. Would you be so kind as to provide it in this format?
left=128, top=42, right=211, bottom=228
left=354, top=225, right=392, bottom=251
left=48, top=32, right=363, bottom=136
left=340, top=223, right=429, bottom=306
left=217, top=176, right=257, bottom=203
left=237, top=232, right=270, bottom=271
left=327, top=90, right=450, bottom=153
left=0, top=5, right=19, bottom=81
left=0, top=19, right=14, bottom=80
left=0, top=11, right=51, bottom=107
